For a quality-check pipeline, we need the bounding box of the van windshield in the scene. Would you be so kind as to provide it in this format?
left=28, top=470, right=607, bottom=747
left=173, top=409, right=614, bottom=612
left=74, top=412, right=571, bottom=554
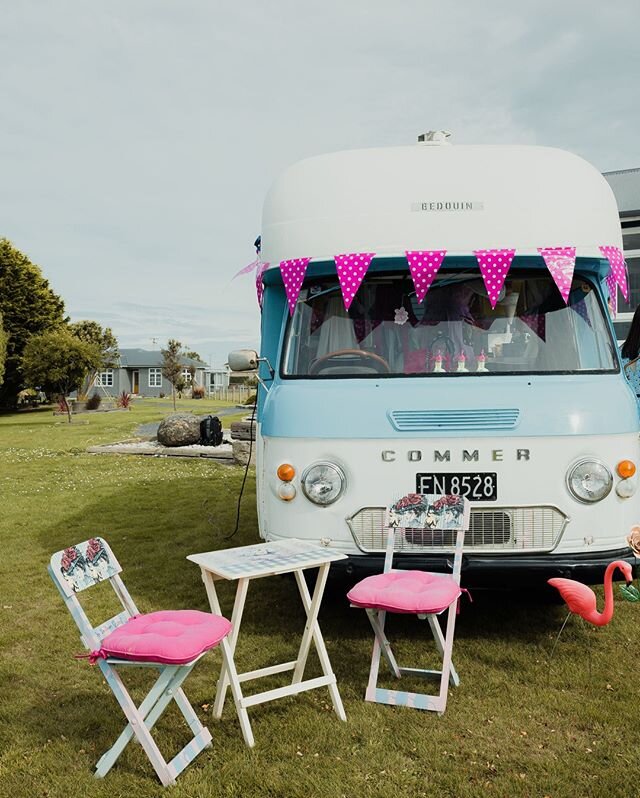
left=282, top=272, right=617, bottom=377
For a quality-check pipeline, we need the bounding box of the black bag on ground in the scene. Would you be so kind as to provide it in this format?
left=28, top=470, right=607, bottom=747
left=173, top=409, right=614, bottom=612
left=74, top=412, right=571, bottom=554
left=199, top=415, right=223, bottom=446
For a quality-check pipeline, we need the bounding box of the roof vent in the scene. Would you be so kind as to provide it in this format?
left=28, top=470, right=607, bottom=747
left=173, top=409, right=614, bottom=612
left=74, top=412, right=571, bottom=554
left=417, top=130, right=452, bottom=145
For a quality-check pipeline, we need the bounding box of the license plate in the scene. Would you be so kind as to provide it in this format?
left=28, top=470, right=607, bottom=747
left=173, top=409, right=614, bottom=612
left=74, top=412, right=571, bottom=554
left=416, top=472, right=497, bottom=501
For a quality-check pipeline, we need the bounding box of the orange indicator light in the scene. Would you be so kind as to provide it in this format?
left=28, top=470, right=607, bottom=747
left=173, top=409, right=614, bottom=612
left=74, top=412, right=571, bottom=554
left=617, top=460, right=636, bottom=479
left=277, top=463, right=296, bottom=482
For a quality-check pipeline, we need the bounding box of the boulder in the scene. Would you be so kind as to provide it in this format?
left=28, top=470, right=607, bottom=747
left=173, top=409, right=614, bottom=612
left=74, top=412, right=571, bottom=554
left=232, top=440, right=256, bottom=466
left=157, top=414, right=202, bottom=446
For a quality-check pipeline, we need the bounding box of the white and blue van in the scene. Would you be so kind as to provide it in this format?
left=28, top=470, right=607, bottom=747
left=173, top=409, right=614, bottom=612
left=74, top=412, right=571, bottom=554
left=230, top=134, right=639, bottom=586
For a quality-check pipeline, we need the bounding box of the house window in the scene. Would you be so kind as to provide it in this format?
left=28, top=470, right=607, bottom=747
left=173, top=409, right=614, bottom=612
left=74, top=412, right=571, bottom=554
left=96, top=369, right=113, bottom=387
left=182, top=368, right=193, bottom=383
left=149, top=368, right=162, bottom=388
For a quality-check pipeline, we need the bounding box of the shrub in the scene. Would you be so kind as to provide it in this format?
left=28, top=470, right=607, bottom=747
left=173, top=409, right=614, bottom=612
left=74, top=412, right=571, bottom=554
left=159, top=392, right=166, bottom=399
left=192, top=385, right=205, bottom=399
left=116, top=391, right=132, bottom=409
left=85, top=393, right=102, bottom=410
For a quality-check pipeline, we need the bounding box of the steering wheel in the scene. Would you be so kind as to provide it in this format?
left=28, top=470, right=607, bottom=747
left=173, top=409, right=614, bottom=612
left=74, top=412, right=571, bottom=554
left=309, top=349, right=391, bottom=375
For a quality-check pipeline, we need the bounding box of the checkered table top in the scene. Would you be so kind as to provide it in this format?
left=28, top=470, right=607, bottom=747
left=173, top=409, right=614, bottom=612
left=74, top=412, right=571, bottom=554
left=187, top=538, right=347, bottom=580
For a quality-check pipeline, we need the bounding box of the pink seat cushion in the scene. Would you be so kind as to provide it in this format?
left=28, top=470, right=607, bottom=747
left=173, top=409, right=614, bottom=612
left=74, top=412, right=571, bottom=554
left=347, top=571, right=461, bottom=614
left=97, top=610, right=231, bottom=665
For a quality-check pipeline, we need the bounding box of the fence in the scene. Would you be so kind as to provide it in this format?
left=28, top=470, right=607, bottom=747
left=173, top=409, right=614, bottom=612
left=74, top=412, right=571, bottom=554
left=208, top=385, right=254, bottom=404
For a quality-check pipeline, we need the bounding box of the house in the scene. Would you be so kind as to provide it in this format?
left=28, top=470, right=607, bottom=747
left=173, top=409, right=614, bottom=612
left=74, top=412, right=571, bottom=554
left=95, top=349, right=209, bottom=398
left=603, top=167, right=640, bottom=342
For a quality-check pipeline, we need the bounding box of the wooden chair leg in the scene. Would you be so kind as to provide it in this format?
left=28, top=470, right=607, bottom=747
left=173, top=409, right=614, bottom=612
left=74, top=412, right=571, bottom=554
left=95, top=662, right=212, bottom=786
left=427, top=614, right=460, bottom=687
left=96, top=664, right=175, bottom=786
left=361, top=603, right=459, bottom=715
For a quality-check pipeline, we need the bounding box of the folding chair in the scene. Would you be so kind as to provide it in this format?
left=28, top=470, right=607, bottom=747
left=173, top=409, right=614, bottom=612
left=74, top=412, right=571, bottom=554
left=48, top=537, right=237, bottom=786
left=347, top=494, right=470, bottom=714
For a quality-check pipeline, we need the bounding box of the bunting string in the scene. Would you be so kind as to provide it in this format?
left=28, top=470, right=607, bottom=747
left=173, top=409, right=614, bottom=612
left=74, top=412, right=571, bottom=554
left=236, top=245, right=627, bottom=315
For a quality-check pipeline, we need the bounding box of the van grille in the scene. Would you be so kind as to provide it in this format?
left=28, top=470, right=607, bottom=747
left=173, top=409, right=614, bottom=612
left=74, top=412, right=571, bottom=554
left=346, top=505, right=567, bottom=554
left=388, top=408, right=520, bottom=432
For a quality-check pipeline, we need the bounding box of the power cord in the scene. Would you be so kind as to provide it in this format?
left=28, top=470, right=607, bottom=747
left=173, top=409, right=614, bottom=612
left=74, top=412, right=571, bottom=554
left=225, top=399, right=257, bottom=540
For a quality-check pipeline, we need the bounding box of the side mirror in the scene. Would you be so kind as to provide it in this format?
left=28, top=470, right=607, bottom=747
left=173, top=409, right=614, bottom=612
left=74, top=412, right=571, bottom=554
left=228, top=349, right=259, bottom=372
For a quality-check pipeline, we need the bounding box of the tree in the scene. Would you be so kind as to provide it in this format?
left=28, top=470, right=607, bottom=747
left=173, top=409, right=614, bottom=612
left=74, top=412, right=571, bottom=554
left=69, top=320, right=119, bottom=398
left=0, top=313, right=7, bottom=386
left=184, top=350, right=203, bottom=363
left=21, top=329, right=102, bottom=423
left=161, top=339, right=183, bottom=411
left=0, top=239, right=67, bottom=406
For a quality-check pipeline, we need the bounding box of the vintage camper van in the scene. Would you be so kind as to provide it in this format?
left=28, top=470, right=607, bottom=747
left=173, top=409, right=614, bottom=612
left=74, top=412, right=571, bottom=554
left=230, top=134, right=639, bottom=586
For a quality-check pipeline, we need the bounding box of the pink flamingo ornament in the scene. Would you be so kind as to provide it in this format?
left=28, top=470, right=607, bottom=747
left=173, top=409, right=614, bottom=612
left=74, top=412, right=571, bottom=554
left=548, top=560, right=633, bottom=626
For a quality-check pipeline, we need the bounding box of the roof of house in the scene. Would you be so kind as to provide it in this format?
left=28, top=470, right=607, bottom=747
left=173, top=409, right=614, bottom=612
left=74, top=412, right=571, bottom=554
left=603, top=168, right=640, bottom=216
left=118, top=348, right=207, bottom=368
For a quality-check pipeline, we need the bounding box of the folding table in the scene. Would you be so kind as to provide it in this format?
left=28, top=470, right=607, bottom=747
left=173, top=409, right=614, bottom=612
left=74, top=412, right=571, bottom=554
left=187, top=539, right=347, bottom=747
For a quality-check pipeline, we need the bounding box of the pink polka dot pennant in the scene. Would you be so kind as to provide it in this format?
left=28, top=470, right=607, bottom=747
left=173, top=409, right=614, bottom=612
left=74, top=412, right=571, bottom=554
left=473, top=249, right=516, bottom=309
left=605, top=271, right=618, bottom=317
left=279, top=258, right=311, bottom=315
left=537, top=246, right=576, bottom=304
left=256, top=262, right=269, bottom=308
left=599, top=245, right=628, bottom=301
left=405, top=250, right=447, bottom=303
left=334, top=252, right=375, bottom=310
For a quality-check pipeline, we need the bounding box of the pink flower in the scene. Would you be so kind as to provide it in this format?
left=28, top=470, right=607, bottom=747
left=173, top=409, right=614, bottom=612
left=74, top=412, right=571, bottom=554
left=627, top=526, right=640, bottom=557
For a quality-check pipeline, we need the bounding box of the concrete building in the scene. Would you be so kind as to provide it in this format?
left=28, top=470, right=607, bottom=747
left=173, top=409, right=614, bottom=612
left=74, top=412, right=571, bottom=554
left=603, top=167, right=640, bottom=341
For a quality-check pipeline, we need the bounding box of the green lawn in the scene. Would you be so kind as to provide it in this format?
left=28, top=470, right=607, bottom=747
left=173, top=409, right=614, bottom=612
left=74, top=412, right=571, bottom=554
left=0, top=403, right=638, bottom=797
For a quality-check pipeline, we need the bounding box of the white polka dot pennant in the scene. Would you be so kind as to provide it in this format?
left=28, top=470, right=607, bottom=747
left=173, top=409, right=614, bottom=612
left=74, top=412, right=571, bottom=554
left=334, top=252, right=375, bottom=310
left=599, top=246, right=628, bottom=301
left=279, top=257, right=311, bottom=315
left=537, top=247, right=576, bottom=304
left=256, top=262, right=269, bottom=308
left=473, top=249, right=516, bottom=309
left=605, top=271, right=618, bottom=317
left=405, top=250, right=447, bottom=303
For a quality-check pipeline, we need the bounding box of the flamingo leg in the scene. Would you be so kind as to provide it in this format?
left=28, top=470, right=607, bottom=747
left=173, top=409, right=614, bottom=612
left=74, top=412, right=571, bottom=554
left=547, top=611, right=572, bottom=685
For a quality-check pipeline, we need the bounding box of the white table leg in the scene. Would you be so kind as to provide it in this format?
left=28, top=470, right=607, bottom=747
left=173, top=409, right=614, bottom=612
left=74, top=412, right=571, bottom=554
left=200, top=571, right=250, bottom=721
left=292, top=565, right=346, bottom=722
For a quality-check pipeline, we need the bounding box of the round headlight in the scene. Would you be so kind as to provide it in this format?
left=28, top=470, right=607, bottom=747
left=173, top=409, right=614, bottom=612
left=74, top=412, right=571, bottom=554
left=301, top=462, right=346, bottom=506
left=566, top=459, right=613, bottom=503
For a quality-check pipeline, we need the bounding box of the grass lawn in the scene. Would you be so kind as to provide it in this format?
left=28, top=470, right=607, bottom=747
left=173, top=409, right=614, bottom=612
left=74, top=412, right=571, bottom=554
left=1, top=401, right=638, bottom=797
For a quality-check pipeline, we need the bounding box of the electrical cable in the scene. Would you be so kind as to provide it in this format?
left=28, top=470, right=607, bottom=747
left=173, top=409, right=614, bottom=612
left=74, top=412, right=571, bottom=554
left=224, top=398, right=257, bottom=540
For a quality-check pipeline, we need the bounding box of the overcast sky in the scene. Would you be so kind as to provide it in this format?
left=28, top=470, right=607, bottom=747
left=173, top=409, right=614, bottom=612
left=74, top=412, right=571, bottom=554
left=1, top=1, right=638, bottom=366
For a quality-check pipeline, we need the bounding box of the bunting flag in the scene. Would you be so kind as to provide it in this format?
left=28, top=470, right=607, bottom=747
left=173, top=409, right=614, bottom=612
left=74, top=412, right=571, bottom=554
left=521, top=313, right=546, bottom=341
left=599, top=245, right=628, bottom=301
left=405, top=250, right=447, bottom=303
left=280, top=258, right=311, bottom=315
left=571, top=297, right=592, bottom=328
left=233, top=258, right=260, bottom=279
left=256, top=262, right=269, bottom=308
left=473, top=249, right=516, bottom=309
left=605, top=272, right=618, bottom=317
left=335, top=252, right=375, bottom=310
left=538, top=246, right=576, bottom=304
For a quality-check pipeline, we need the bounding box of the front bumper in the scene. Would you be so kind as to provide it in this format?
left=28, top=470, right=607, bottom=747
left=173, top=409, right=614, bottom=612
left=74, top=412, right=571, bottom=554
left=330, top=547, right=639, bottom=588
